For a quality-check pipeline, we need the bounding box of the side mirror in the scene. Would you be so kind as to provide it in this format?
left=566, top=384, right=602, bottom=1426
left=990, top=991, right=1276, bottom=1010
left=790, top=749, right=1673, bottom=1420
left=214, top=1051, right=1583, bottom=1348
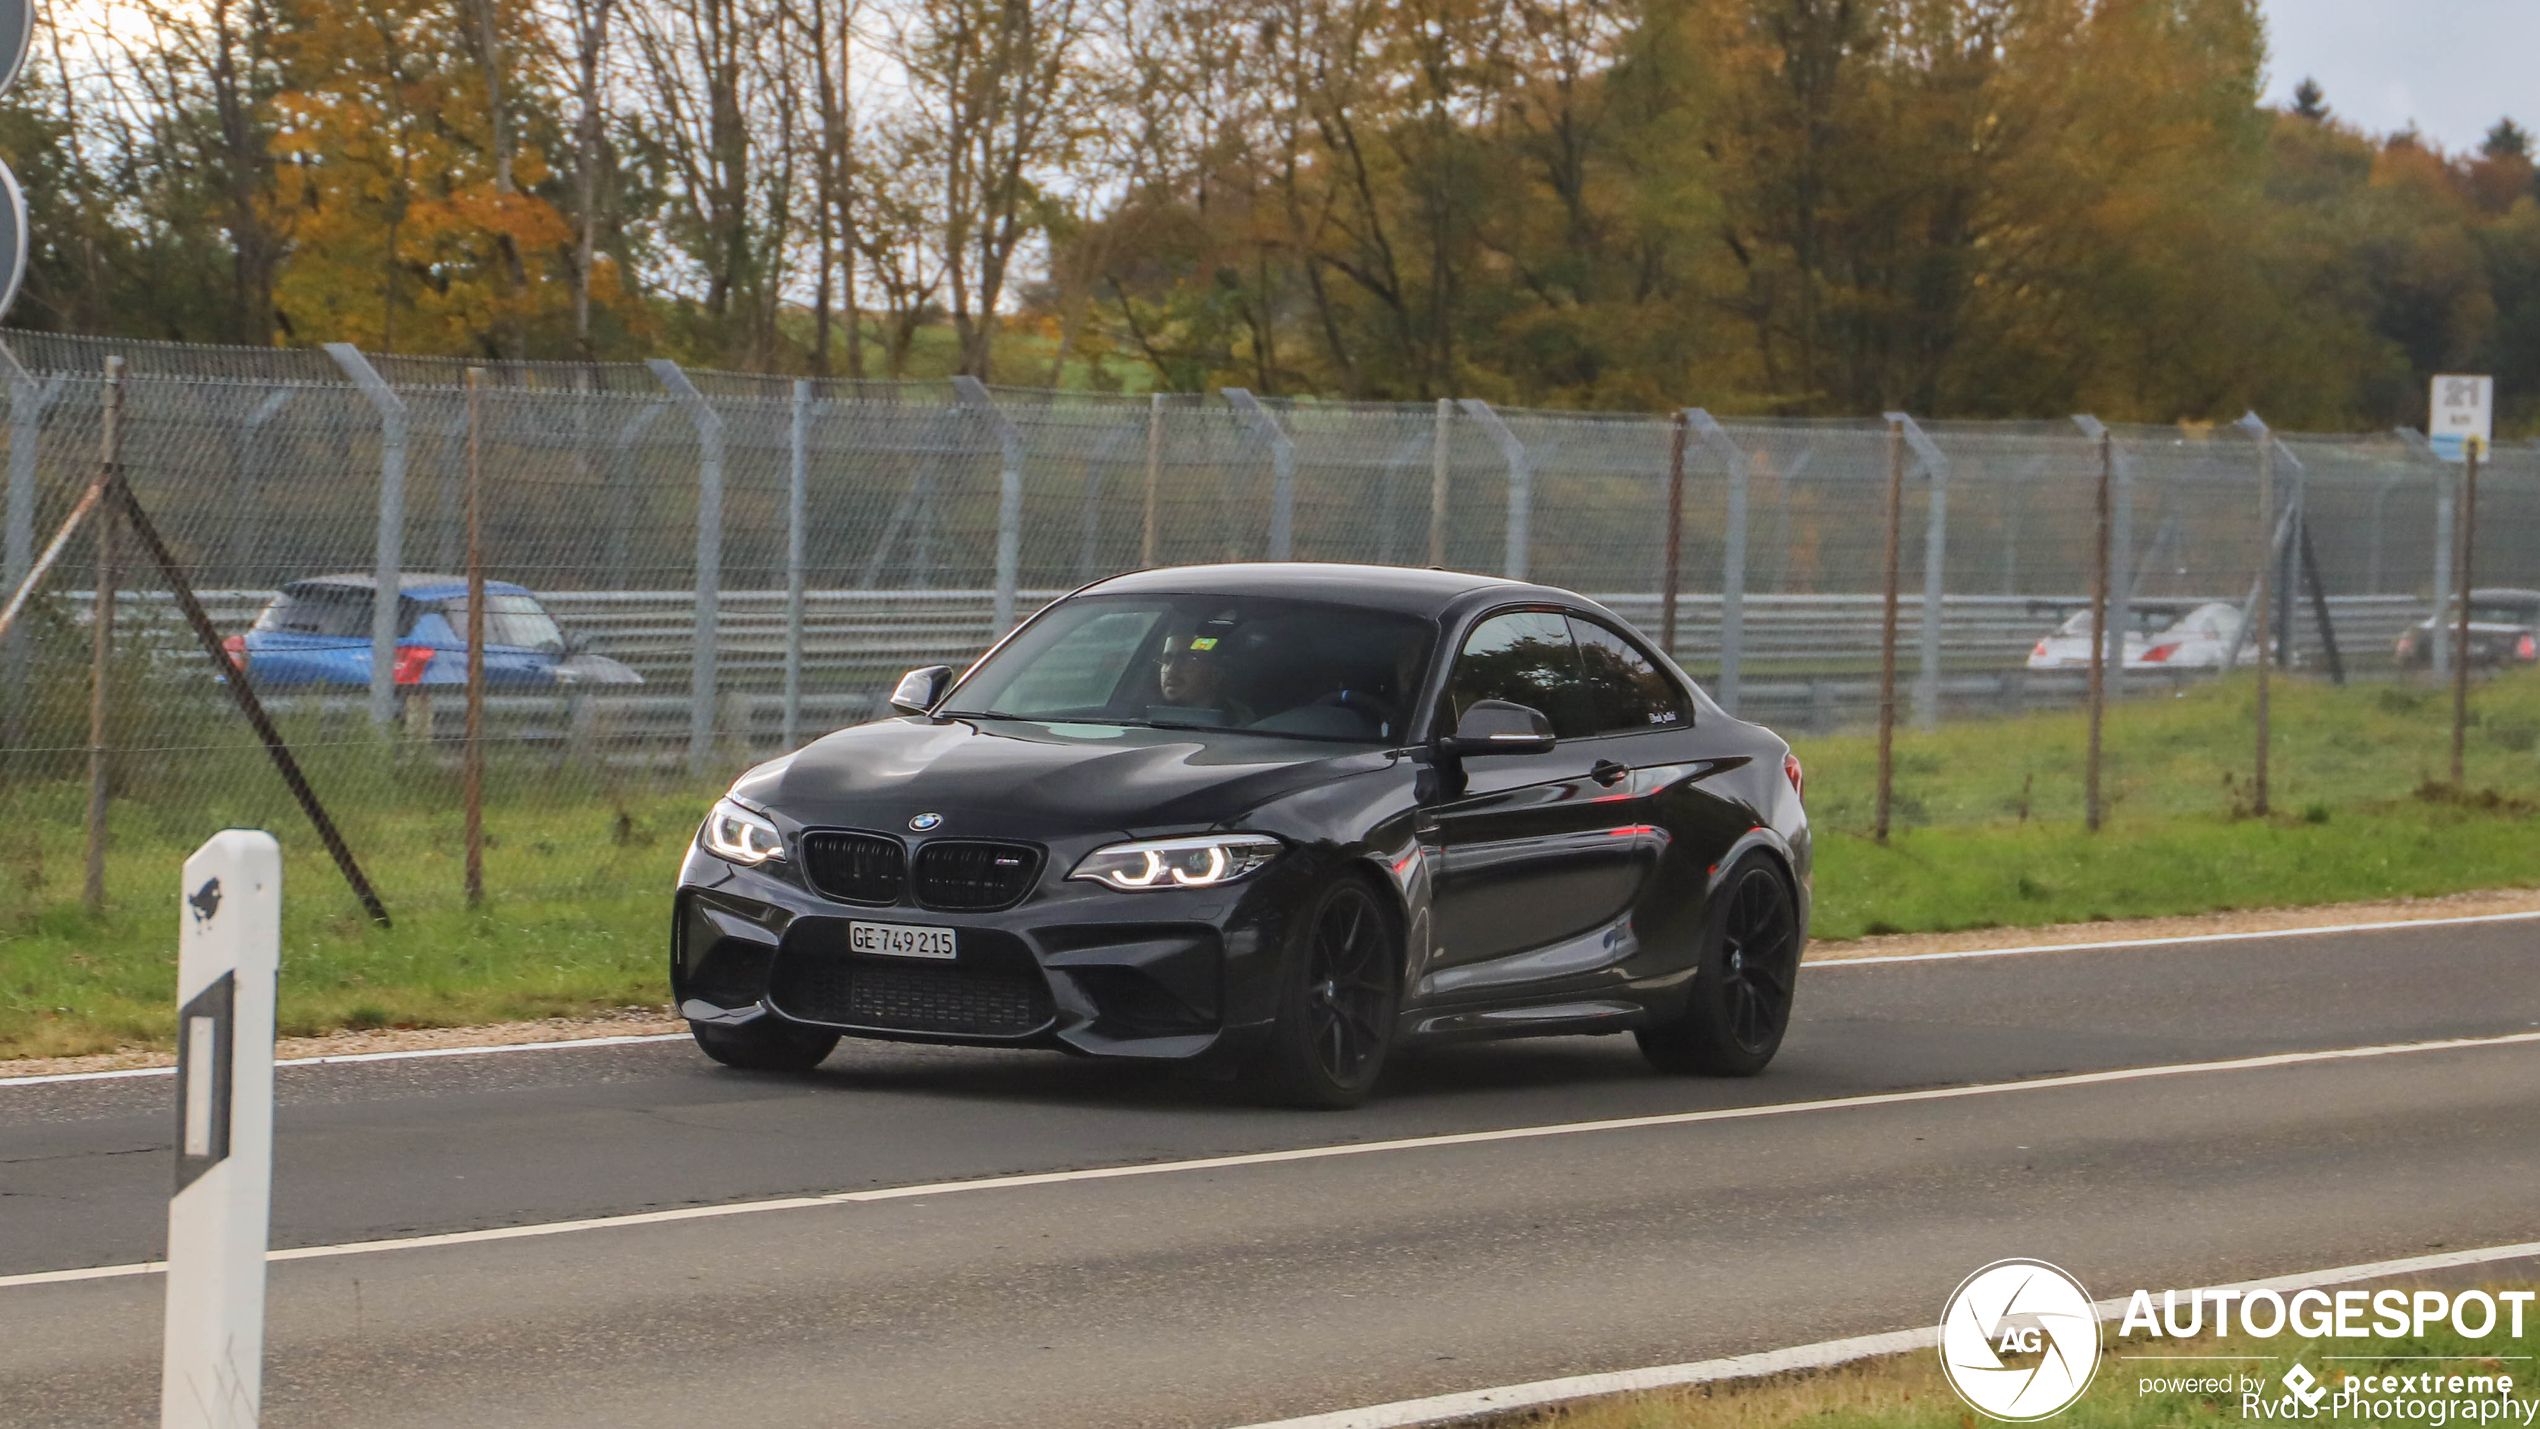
left=1439, top=698, right=1555, bottom=757
left=888, top=665, right=955, bottom=716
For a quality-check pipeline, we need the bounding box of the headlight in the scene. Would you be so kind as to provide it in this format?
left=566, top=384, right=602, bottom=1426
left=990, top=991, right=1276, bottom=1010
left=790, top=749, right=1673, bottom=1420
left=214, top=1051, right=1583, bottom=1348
left=1069, top=834, right=1282, bottom=891
left=701, top=798, right=786, bottom=866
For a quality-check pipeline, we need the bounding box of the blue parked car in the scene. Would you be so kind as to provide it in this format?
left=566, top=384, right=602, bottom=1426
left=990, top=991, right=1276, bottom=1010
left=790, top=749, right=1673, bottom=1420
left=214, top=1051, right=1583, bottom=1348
left=226, top=574, right=642, bottom=691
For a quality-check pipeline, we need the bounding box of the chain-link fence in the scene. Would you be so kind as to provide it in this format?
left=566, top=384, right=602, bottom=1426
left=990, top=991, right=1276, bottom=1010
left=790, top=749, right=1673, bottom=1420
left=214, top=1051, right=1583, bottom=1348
left=3, top=328, right=2534, bottom=931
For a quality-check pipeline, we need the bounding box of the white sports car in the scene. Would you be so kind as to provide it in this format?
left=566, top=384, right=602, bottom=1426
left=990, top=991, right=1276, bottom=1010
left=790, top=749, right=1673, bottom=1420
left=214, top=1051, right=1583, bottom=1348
left=2026, top=602, right=2259, bottom=671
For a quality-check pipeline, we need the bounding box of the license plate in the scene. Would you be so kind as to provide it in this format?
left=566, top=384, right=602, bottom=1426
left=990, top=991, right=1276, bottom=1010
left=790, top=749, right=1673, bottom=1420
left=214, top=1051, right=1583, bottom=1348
left=848, top=921, right=957, bottom=960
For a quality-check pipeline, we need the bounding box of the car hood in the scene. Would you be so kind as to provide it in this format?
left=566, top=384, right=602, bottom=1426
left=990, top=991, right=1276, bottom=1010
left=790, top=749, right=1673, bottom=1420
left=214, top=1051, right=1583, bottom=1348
left=733, top=716, right=1397, bottom=840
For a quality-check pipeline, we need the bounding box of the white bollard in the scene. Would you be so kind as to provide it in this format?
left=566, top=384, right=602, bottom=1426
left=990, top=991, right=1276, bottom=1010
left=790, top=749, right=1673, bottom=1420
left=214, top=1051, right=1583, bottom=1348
left=160, top=830, right=281, bottom=1429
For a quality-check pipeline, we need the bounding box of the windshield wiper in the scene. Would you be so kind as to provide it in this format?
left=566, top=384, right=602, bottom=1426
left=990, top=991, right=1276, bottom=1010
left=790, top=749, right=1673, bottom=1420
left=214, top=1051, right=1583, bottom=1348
left=943, top=711, right=1162, bottom=728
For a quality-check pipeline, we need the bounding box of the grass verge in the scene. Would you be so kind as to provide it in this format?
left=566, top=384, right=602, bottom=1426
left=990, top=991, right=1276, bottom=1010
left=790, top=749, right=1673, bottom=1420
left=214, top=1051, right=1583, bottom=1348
left=1, top=669, right=2533, bottom=1059
left=1513, top=1288, right=2538, bottom=1428
left=0, top=764, right=716, bottom=1060
left=1797, top=668, right=2540, bottom=940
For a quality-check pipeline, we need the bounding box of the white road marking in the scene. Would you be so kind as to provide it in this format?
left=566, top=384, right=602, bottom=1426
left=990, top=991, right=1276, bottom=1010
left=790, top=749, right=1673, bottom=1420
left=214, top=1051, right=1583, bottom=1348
left=1225, top=1240, right=2540, bottom=1429
left=5, top=1027, right=2536, bottom=1293
left=1812, top=908, right=2540, bottom=968
left=0, top=1033, right=692, bottom=1088
left=8, top=907, right=2530, bottom=1089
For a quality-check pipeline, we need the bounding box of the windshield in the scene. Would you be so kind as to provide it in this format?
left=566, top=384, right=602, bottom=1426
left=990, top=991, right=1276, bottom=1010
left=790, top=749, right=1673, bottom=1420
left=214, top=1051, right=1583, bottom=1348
left=443, top=594, right=568, bottom=653
left=2051, top=609, right=2170, bottom=638
left=942, top=593, right=1435, bottom=743
left=2151, top=603, right=2236, bottom=636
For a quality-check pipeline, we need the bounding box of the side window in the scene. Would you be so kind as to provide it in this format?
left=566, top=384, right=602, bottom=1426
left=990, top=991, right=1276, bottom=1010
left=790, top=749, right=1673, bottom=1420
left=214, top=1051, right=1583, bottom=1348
left=1568, top=616, right=1689, bottom=734
left=253, top=586, right=376, bottom=639
left=1445, top=611, right=1596, bottom=740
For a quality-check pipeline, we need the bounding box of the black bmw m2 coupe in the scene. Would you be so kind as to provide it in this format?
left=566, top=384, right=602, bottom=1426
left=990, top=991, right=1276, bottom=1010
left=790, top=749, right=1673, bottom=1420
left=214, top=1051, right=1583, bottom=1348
left=673, top=562, right=1810, bottom=1106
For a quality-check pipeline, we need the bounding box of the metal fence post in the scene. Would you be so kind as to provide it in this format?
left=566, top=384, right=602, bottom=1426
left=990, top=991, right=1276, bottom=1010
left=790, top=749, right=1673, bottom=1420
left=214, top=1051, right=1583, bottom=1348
left=1223, top=388, right=1295, bottom=561
left=1770, top=450, right=1813, bottom=593
left=1142, top=394, right=1161, bottom=568
left=5, top=370, right=63, bottom=743
left=2279, top=441, right=2306, bottom=665
left=436, top=408, right=468, bottom=573
left=2367, top=434, right=2419, bottom=596
left=1457, top=400, right=1529, bottom=580
left=232, top=390, right=292, bottom=586
left=2432, top=464, right=2455, bottom=681
left=604, top=401, right=668, bottom=590
left=1687, top=410, right=1749, bottom=714
left=2085, top=425, right=2111, bottom=833
left=785, top=380, right=809, bottom=751
left=324, top=344, right=407, bottom=727
left=649, top=360, right=722, bottom=774
left=2072, top=417, right=2131, bottom=697
left=2236, top=411, right=2275, bottom=815
left=953, top=376, right=1025, bottom=630
left=2397, top=427, right=2454, bottom=678
left=1430, top=399, right=1451, bottom=568
left=1876, top=418, right=1906, bottom=844
left=1888, top=413, right=1948, bottom=731
left=1660, top=413, right=1688, bottom=658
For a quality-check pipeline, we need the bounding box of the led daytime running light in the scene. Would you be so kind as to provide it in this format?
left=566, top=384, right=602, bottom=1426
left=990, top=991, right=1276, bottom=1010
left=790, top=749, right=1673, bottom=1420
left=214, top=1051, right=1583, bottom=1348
left=701, top=798, right=786, bottom=866
left=1069, top=835, right=1281, bottom=891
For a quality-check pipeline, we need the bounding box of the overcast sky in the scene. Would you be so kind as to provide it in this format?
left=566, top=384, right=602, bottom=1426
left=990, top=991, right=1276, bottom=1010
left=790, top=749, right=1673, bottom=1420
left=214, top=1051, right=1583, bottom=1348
left=2260, top=0, right=2537, bottom=153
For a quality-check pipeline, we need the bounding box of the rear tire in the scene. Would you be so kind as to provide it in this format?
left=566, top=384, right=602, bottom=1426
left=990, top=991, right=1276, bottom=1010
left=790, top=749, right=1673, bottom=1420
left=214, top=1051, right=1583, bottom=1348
left=691, top=1017, right=839, bottom=1073
left=1638, top=855, right=1801, bottom=1077
left=1252, top=874, right=1401, bottom=1109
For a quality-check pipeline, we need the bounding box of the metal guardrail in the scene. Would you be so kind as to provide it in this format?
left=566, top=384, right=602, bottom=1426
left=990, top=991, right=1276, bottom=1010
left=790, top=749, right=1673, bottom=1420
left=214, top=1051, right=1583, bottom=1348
left=47, top=586, right=2433, bottom=751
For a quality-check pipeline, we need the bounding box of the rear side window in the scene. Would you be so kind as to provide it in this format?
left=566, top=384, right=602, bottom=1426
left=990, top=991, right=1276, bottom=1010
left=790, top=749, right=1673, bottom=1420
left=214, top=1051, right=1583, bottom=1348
left=1567, top=616, right=1688, bottom=734
left=254, top=585, right=372, bottom=638
left=252, top=586, right=421, bottom=639
left=1446, top=610, right=1596, bottom=739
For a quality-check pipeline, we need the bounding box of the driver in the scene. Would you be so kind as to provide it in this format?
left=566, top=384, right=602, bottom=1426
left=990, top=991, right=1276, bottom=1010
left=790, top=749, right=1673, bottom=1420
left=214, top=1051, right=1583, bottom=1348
left=1157, top=628, right=1255, bottom=724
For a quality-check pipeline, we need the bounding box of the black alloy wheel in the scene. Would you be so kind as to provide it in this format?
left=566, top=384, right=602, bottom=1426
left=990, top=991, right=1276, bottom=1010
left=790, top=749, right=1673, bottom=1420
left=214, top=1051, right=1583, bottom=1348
left=691, top=1016, right=840, bottom=1073
left=1638, top=855, right=1801, bottom=1077
left=1258, top=876, right=1401, bottom=1108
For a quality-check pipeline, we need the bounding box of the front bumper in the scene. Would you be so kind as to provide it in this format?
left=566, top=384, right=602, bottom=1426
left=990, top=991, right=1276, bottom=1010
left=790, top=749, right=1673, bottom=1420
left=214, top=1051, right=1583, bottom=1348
left=673, top=843, right=1312, bottom=1063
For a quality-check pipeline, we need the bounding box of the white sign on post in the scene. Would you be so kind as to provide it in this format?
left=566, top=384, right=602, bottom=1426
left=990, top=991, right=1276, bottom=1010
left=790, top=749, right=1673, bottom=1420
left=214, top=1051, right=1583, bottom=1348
left=0, top=0, right=30, bottom=325
left=2429, top=374, right=2493, bottom=462
left=161, top=830, right=280, bottom=1429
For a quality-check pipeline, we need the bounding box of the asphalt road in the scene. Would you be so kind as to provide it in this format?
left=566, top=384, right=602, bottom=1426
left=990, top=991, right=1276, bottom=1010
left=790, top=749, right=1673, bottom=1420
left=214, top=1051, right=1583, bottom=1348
left=2, top=917, right=2536, bottom=1428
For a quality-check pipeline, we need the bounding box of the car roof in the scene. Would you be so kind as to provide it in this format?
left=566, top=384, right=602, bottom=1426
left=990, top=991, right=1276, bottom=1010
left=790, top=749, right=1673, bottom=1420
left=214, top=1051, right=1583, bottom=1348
left=285, top=573, right=535, bottom=600
left=1078, top=562, right=1538, bottom=616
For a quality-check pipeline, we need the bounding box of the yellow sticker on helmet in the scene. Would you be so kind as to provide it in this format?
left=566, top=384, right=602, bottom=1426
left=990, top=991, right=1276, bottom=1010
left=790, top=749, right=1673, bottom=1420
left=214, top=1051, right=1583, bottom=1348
left=1188, top=637, right=1219, bottom=651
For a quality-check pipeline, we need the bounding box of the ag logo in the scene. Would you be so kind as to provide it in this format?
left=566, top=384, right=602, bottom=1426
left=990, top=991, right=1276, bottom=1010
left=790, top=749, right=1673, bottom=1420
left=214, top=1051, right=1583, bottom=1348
left=1939, top=1259, right=2101, bottom=1420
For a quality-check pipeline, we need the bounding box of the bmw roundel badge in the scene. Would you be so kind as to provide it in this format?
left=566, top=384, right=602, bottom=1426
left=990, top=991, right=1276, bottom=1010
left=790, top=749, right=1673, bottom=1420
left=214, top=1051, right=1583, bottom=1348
left=908, top=812, right=943, bottom=832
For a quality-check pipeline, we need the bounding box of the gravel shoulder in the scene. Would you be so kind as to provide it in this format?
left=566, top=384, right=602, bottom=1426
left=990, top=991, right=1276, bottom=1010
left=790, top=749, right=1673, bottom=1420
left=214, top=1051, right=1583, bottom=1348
left=8, top=887, right=2534, bottom=1083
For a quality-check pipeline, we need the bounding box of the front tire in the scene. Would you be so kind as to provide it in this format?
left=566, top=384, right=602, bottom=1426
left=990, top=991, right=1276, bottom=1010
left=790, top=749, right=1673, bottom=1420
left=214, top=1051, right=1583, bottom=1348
left=691, top=1017, right=839, bottom=1073
left=1638, top=855, right=1801, bottom=1077
left=1253, top=874, right=1401, bottom=1108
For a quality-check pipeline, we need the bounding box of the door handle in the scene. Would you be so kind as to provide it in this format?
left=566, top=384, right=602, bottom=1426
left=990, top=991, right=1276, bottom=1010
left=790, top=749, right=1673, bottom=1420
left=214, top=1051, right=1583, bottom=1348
left=1590, top=759, right=1630, bottom=787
